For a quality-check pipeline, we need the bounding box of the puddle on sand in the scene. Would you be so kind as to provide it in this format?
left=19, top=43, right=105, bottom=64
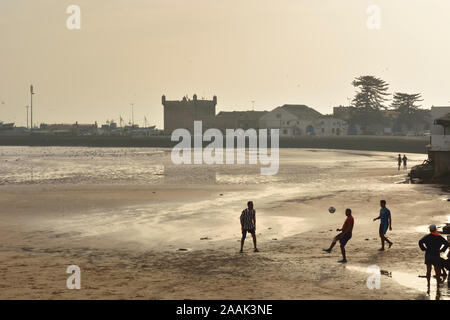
left=346, top=265, right=450, bottom=300
left=415, top=222, right=450, bottom=239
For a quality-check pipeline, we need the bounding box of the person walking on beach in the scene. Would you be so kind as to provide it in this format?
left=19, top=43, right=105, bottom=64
left=418, top=225, right=449, bottom=288
left=373, top=200, right=393, bottom=251
left=402, top=154, right=408, bottom=169
left=323, top=208, right=354, bottom=263
left=240, top=201, right=258, bottom=253
left=397, top=154, right=402, bottom=170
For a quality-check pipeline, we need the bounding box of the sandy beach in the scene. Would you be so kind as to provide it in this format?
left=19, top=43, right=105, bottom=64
left=0, top=147, right=449, bottom=300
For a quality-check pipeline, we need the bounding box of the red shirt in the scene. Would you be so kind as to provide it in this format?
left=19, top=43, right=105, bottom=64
left=342, top=215, right=354, bottom=235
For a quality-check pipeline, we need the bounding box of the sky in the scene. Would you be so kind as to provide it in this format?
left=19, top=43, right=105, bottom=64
left=1, top=0, right=450, bottom=129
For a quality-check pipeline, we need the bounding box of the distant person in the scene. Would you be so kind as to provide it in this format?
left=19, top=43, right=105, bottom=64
left=418, top=225, right=449, bottom=287
left=402, top=154, right=408, bottom=169
left=397, top=154, right=402, bottom=170
left=240, top=201, right=258, bottom=253
left=323, top=208, right=354, bottom=263
left=373, top=200, right=393, bottom=251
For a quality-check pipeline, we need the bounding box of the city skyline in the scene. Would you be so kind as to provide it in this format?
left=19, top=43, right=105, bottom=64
left=1, top=0, right=450, bottom=128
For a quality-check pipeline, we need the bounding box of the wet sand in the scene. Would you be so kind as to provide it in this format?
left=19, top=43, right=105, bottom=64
left=0, top=147, right=449, bottom=299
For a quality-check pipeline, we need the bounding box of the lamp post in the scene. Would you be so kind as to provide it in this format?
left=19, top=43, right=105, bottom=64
left=30, top=85, right=35, bottom=131
left=25, top=105, right=29, bottom=129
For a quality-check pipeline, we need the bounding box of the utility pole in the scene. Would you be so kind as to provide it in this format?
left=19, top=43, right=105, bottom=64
left=25, top=106, right=29, bottom=129
left=30, top=85, right=35, bottom=131
left=252, top=100, right=255, bottom=111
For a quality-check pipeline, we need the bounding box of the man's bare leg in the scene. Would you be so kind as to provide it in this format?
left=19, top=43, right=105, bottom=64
left=240, top=234, right=245, bottom=253
left=251, top=233, right=257, bottom=251
left=324, top=237, right=338, bottom=253
left=379, top=236, right=385, bottom=251
left=340, top=245, right=346, bottom=261
left=426, top=264, right=432, bottom=293
left=384, top=235, right=393, bottom=248
left=435, top=265, right=442, bottom=284
left=380, top=235, right=392, bottom=250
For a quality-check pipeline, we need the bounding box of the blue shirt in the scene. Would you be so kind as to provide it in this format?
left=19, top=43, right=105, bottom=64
left=380, top=208, right=391, bottom=225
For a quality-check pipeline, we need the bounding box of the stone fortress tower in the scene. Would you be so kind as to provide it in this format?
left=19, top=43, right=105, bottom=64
left=162, top=94, right=217, bottom=134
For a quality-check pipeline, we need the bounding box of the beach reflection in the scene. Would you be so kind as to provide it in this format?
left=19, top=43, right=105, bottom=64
left=0, top=146, right=427, bottom=185
left=346, top=265, right=450, bottom=300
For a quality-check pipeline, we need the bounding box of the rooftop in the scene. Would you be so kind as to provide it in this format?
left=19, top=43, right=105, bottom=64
left=281, top=104, right=322, bottom=119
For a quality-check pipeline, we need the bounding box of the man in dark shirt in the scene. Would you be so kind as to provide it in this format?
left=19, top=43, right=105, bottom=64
left=323, top=208, right=354, bottom=263
left=418, top=224, right=449, bottom=286
left=240, top=201, right=258, bottom=253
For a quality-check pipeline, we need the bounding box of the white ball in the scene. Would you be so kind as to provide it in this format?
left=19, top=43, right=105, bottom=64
left=328, top=206, right=336, bottom=214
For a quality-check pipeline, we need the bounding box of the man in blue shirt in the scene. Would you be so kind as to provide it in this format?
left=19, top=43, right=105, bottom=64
left=373, top=200, right=393, bottom=251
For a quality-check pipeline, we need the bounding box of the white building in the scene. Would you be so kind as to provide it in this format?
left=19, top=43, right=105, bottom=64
left=313, top=115, right=348, bottom=136
left=429, top=106, right=450, bottom=151
left=259, top=104, right=347, bottom=137
left=428, top=106, right=450, bottom=180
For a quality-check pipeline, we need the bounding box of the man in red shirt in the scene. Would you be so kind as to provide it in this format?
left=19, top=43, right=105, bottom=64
left=323, top=208, right=354, bottom=263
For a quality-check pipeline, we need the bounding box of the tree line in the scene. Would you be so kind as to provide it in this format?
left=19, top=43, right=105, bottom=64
left=348, top=75, right=430, bottom=135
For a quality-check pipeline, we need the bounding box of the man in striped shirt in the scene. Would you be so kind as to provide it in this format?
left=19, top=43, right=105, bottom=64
left=240, top=201, right=259, bottom=253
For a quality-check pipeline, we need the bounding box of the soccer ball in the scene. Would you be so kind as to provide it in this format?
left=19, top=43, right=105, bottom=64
left=328, top=206, right=336, bottom=214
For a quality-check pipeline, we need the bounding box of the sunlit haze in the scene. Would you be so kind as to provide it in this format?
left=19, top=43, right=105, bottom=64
left=1, top=0, right=450, bottom=128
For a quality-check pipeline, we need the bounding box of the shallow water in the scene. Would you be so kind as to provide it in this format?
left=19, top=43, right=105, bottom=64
left=346, top=265, right=450, bottom=300
left=0, top=146, right=437, bottom=249
left=0, top=146, right=426, bottom=186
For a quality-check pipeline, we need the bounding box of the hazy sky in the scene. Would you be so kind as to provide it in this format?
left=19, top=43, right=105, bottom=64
left=1, top=0, right=450, bottom=129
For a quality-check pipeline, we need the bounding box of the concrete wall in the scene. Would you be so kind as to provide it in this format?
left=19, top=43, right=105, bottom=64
left=431, top=106, right=450, bottom=135
left=429, top=150, right=450, bottom=178
left=430, top=135, right=450, bottom=151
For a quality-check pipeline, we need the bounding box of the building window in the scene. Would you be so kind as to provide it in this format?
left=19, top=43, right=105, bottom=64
left=276, top=113, right=281, bottom=119
left=322, top=128, right=325, bottom=133
left=283, top=129, right=288, bottom=134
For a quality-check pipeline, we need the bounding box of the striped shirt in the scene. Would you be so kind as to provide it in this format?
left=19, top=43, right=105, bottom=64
left=240, top=208, right=256, bottom=230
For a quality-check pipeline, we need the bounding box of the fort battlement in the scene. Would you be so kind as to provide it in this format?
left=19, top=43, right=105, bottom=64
left=162, top=94, right=217, bottom=134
